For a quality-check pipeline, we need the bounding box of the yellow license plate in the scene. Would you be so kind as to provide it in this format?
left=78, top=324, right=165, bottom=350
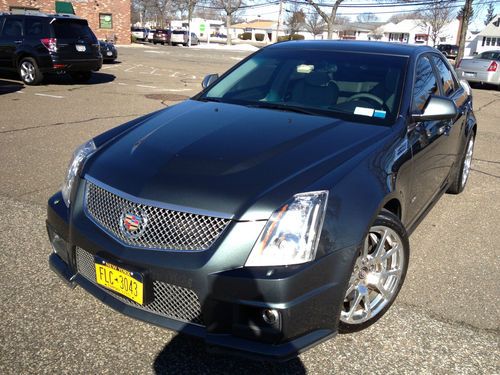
left=95, top=260, right=144, bottom=305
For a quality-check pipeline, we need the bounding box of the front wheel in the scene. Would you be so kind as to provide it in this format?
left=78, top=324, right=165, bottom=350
left=339, top=210, right=409, bottom=333
left=19, top=57, right=43, bottom=85
left=447, top=132, right=475, bottom=194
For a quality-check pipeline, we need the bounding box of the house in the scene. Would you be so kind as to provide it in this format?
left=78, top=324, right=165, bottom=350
left=474, top=14, right=500, bottom=54
left=375, top=19, right=460, bottom=46
left=0, top=0, right=131, bottom=44
left=229, top=20, right=287, bottom=43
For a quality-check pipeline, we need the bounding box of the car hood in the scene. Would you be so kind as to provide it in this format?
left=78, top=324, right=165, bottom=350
left=84, top=100, right=390, bottom=220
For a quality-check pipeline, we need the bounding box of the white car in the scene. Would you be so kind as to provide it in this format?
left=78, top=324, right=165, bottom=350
left=456, top=50, right=500, bottom=88
left=131, top=27, right=146, bottom=41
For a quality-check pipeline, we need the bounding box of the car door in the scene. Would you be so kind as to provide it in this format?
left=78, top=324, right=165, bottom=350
left=0, top=16, right=24, bottom=69
left=430, top=53, right=467, bottom=173
left=407, top=54, right=457, bottom=220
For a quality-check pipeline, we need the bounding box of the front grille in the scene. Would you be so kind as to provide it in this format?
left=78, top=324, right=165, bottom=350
left=84, top=181, right=230, bottom=251
left=75, top=247, right=204, bottom=325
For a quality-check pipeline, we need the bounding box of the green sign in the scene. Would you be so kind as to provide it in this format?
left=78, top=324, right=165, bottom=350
left=200, top=24, right=206, bottom=33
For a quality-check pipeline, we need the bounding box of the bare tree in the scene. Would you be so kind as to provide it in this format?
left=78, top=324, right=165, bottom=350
left=418, top=0, right=454, bottom=46
left=211, top=1, right=244, bottom=45
left=305, top=11, right=325, bottom=39
left=306, top=0, right=346, bottom=39
left=387, top=12, right=421, bottom=24
left=286, top=4, right=306, bottom=35
left=357, top=12, right=379, bottom=23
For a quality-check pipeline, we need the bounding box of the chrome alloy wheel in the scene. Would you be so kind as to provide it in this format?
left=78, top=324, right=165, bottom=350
left=461, top=137, right=474, bottom=188
left=340, top=226, right=405, bottom=325
left=20, top=61, right=36, bottom=84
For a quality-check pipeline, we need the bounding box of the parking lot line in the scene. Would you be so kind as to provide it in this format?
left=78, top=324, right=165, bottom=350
left=35, top=93, right=63, bottom=99
left=136, top=85, right=157, bottom=89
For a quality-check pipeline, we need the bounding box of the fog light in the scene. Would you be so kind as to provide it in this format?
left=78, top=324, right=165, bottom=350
left=48, top=229, right=67, bottom=254
left=262, top=309, right=279, bottom=325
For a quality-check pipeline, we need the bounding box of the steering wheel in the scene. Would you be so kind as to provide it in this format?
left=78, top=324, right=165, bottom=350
left=347, top=93, right=384, bottom=106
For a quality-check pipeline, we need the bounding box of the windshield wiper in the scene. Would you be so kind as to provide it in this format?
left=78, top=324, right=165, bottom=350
left=245, top=102, right=319, bottom=116
left=197, top=97, right=222, bottom=103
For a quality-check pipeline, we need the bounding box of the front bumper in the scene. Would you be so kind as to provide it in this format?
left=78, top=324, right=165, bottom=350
left=46, top=190, right=355, bottom=361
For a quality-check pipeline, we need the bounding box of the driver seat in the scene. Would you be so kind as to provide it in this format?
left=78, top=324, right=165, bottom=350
left=289, top=72, right=339, bottom=108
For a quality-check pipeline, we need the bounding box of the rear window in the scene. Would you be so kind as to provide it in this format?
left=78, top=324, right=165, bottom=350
left=478, top=51, right=500, bottom=60
left=52, top=20, right=96, bottom=42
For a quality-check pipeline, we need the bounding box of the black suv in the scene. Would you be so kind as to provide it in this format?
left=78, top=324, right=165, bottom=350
left=0, top=12, right=102, bottom=85
left=436, top=44, right=459, bottom=59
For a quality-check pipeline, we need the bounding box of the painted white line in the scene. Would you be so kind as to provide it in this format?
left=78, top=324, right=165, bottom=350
left=151, top=69, right=158, bottom=75
left=118, top=82, right=128, bottom=86
left=170, top=72, right=180, bottom=77
left=35, top=93, right=63, bottom=99
left=230, top=57, right=243, bottom=61
left=145, top=50, right=165, bottom=54
left=16, top=91, right=25, bottom=94
left=160, top=88, right=192, bottom=92
left=124, top=65, right=138, bottom=72
left=136, top=85, right=157, bottom=89
left=101, top=66, right=114, bottom=70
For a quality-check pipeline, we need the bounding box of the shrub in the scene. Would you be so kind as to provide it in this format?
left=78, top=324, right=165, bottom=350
left=238, top=32, right=252, bottom=40
left=277, top=34, right=305, bottom=42
left=131, top=34, right=137, bottom=43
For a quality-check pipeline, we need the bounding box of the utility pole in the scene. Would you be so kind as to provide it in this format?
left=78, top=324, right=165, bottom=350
left=457, top=0, right=473, bottom=62
left=275, top=0, right=284, bottom=43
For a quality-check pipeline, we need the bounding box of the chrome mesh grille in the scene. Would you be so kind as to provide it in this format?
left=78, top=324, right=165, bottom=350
left=75, top=247, right=204, bottom=325
left=84, top=181, right=230, bottom=251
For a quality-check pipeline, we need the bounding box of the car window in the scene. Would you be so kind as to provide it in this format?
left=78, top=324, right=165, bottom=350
left=412, top=56, right=438, bottom=112
left=52, top=20, right=96, bottom=42
left=478, top=51, right=500, bottom=60
left=202, top=48, right=408, bottom=125
left=25, top=18, right=46, bottom=38
left=431, top=55, right=458, bottom=96
left=1, top=17, right=23, bottom=38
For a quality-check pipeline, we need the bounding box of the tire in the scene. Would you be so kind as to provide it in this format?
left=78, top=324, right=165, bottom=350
left=70, top=71, right=92, bottom=83
left=447, top=131, right=475, bottom=194
left=18, top=57, right=43, bottom=85
left=153, top=41, right=157, bottom=45
left=339, top=210, right=409, bottom=333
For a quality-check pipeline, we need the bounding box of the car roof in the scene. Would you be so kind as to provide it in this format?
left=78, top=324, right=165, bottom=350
left=268, top=40, right=435, bottom=58
left=0, top=11, right=83, bottom=20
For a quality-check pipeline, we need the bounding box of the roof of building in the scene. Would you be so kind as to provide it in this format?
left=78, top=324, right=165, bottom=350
left=231, top=20, right=276, bottom=29
left=479, top=15, right=500, bottom=37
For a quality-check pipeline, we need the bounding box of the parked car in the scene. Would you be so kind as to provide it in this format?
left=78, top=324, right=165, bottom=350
left=456, top=50, right=500, bottom=88
left=152, top=29, right=171, bottom=45
left=170, top=30, right=198, bottom=46
left=131, top=27, right=146, bottom=41
left=47, top=41, right=476, bottom=361
left=436, top=44, right=459, bottom=59
left=98, top=40, right=117, bottom=62
left=145, top=28, right=155, bottom=43
left=0, top=12, right=102, bottom=85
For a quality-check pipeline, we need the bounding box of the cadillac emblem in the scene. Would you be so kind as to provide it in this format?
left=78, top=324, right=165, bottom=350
left=119, top=208, right=147, bottom=239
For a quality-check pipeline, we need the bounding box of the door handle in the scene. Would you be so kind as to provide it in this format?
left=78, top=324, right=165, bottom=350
left=14, top=40, right=22, bottom=44
left=438, top=124, right=451, bottom=136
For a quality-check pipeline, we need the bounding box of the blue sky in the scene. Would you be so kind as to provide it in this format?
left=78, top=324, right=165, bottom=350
left=242, top=1, right=499, bottom=32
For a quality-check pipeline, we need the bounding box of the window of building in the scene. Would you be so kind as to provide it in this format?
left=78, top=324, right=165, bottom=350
left=99, top=14, right=113, bottom=29
left=9, top=6, right=39, bottom=14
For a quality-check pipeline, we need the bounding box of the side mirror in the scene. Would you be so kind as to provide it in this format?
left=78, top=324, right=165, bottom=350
left=201, top=73, right=219, bottom=89
left=411, top=96, right=457, bottom=122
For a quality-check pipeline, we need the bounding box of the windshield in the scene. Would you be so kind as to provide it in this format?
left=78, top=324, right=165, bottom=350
left=477, top=51, right=500, bottom=60
left=52, top=19, right=96, bottom=42
left=200, top=47, right=408, bottom=125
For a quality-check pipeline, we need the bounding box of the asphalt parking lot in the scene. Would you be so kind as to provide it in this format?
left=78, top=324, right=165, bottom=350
left=0, top=44, right=499, bottom=374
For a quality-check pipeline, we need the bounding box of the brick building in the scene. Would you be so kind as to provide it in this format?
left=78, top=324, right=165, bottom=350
left=0, top=0, right=131, bottom=44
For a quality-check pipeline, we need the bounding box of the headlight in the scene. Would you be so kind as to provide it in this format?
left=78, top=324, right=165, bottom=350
left=245, top=191, right=328, bottom=267
left=61, top=140, right=96, bottom=207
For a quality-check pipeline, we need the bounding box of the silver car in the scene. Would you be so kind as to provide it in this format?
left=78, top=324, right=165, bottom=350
left=456, top=50, right=500, bottom=87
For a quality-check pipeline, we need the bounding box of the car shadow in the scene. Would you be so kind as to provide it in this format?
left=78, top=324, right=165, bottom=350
left=42, top=72, right=116, bottom=86
left=103, top=60, right=121, bottom=65
left=153, top=334, right=306, bottom=375
left=0, top=78, right=24, bottom=95
left=153, top=271, right=307, bottom=374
